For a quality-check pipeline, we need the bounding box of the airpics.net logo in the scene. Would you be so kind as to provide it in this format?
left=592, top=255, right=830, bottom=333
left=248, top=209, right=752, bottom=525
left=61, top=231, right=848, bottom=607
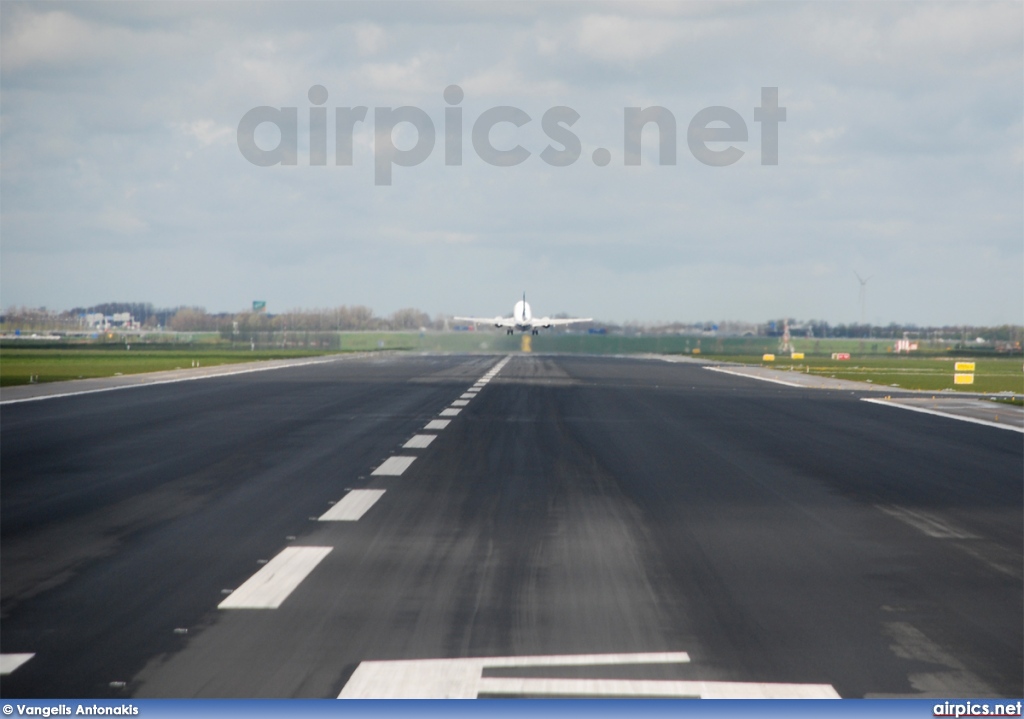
left=236, top=85, right=786, bottom=186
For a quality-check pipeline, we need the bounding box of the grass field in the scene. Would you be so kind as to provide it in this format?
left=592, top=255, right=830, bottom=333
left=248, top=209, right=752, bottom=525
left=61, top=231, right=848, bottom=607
left=701, top=354, right=1024, bottom=394
left=2, top=334, right=1021, bottom=394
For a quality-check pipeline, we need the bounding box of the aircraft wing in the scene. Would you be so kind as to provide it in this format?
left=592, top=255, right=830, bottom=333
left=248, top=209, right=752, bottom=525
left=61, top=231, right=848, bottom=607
left=453, top=316, right=516, bottom=328
left=535, top=317, right=592, bottom=327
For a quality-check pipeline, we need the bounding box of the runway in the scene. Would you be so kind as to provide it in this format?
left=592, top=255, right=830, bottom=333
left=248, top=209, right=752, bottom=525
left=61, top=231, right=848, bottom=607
left=1, top=354, right=1020, bottom=698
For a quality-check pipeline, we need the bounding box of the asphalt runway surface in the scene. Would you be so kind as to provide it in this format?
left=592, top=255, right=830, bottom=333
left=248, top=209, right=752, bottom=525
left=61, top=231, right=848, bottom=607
left=1, top=354, right=1021, bottom=698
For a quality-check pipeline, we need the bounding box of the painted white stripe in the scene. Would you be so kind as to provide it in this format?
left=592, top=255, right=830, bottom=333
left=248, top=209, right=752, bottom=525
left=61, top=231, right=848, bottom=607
left=339, top=653, right=689, bottom=699
left=439, top=408, right=461, bottom=417
left=451, top=400, right=470, bottom=407
left=477, top=678, right=840, bottom=699
left=404, top=434, right=437, bottom=449
left=460, top=393, right=477, bottom=399
left=319, top=490, right=385, bottom=521
left=1, top=653, right=35, bottom=675
left=219, top=547, right=331, bottom=609
left=861, top=398, right=1024, bottom=433
left=424, top=420, right=450, bottom=430
left=484, top=652, right=690, bottom=667
left=704, top=366, right=805, bottom=388
left=0, top=356, right=348, bottom=405
left=338, top=652, right=837, bottom=699
left=372, top=456, right=417, bottom=476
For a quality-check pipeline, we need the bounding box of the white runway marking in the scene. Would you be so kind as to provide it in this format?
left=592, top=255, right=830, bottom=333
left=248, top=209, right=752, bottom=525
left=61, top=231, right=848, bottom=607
left=703, top=366, right=805, bottom=388
left=424, top=420, right=450, bottom=430
left=0, top=356, right=348, bottom=405
left=861, top=398, right=1024, bottom=433
left=319, top=490, right=386, bottom=521
left=440, top=408, right=462, bottom=417
left=219, top=547, right=331, bottom=609
left=404, top=434, right=437, bottom=449
left=1, top=653, right=35, bottom=675
left=476, top=678, right=840, bottom=699
left=372, top=456, right=417, bottom=476
left=460, top=393, right=476, bottom=399
left=338, top=651, right=839, bottom=699
left=451, top=400, right=469, bottom=407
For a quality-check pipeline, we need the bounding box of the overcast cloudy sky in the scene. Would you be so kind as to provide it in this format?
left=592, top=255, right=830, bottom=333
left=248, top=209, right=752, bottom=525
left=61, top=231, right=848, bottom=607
left=1, top=1, right=1021, bottom=325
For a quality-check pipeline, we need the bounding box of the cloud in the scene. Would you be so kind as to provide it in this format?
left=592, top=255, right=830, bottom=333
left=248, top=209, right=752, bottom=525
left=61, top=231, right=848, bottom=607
left=0, top=2, right=1020, bottom=325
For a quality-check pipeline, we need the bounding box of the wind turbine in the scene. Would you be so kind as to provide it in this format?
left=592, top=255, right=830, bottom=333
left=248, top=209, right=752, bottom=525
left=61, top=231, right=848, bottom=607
left=854, top=271, right=871, bottom=326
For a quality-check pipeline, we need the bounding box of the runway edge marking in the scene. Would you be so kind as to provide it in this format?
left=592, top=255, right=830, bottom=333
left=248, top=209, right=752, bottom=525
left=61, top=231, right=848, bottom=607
left=703, top=366, right=806, bottom=388
left=861, top=398, right=1024, bottom=433
left=0, top=356, right=351, bottom=405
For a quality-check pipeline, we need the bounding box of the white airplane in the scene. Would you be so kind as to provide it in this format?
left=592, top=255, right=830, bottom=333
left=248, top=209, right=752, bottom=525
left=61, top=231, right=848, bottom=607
left=455, top=294, right=592, bottom=335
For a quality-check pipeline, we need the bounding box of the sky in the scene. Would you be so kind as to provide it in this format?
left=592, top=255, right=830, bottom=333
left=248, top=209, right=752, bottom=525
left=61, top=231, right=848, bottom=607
left=1, top=1, right=1021, bottom=326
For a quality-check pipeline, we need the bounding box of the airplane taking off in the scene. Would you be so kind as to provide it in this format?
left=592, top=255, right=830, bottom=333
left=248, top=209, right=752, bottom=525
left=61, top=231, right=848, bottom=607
left=455, top=294, right=592, bottom=335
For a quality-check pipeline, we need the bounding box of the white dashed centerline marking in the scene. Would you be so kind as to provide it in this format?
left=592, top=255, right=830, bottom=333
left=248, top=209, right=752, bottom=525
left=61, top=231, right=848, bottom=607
left=219, top=547, right=331, bottom=609
left=1, top=653, right=35, bottom=675
left=319, top=490, right=386, bottom=521
left=404, top=434, right=437, bottom=449
left=424, top=420, right=450, bottom=430
left=439, top=408, right=461, bottom=417
left=460, top=393, right=476, bottom=399
left=372, top=456, right=417, bottom=476
left=451, top=400, right=469, bottom=407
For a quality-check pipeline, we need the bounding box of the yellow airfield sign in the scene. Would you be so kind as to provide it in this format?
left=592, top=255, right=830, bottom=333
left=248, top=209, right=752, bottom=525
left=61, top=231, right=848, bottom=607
left=954, top=362, right=976, bottom=372
left=954, top=373, right=975, bottom=385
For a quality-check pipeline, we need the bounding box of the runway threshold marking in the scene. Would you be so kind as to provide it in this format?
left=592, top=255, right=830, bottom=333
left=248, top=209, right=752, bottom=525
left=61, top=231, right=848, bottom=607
left=703, top=366, right=805, bottom=388
left=219, top=547, right=332, bottom=609
left=372, top=456, right=417, bottom=476
left=404, top=434, right=437, bottom=449
left=861, top=398, right=1024, bottom=433
left=424, top=420, right=450, bottom=430
left=319, top=490, right=386, bottom=521
left=1, top=653, right=35, bottom=675
left=337, top=652, right=840, bottom=699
